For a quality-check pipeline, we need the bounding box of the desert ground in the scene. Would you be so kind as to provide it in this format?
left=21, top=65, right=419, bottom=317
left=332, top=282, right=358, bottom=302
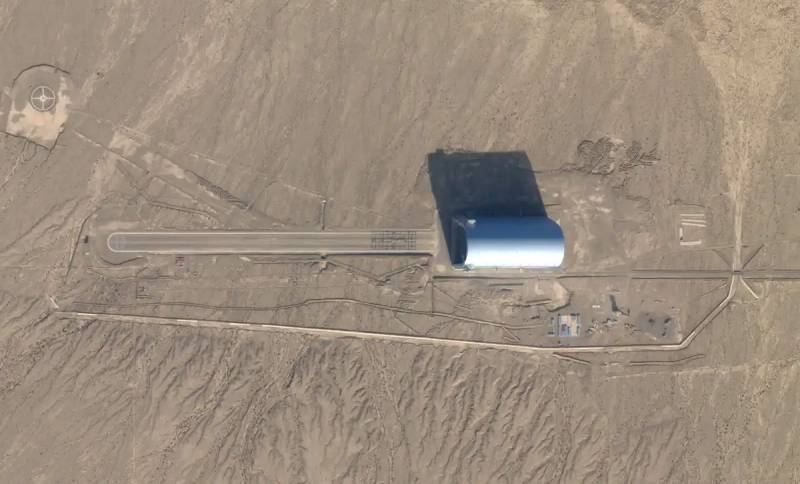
left=1, top=0, right=799, bottom=482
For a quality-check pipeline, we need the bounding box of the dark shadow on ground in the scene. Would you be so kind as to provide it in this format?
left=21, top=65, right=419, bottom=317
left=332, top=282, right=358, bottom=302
left=427, top=150, right=546, bottom=264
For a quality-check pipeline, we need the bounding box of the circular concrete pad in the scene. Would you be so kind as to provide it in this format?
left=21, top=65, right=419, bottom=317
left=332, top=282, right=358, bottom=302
left=3, top=65, right=78, bottom=148
left=29, top=85, right=57, bottom=112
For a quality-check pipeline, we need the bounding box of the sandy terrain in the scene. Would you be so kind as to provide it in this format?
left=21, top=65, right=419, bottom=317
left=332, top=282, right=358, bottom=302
left=1, top=0, right=799, bottom=482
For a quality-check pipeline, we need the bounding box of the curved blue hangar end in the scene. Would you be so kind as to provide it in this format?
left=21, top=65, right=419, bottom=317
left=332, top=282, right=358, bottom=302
left=450, top=216, right=565, bottom=269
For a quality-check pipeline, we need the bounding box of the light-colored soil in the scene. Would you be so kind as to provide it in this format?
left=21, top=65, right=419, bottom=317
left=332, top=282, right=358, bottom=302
left=1, top=1, right=799, bottom=482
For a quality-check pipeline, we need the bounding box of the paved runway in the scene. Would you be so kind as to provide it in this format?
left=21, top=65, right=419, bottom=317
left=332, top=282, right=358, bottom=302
left=107, top=230, right=437, bottom=255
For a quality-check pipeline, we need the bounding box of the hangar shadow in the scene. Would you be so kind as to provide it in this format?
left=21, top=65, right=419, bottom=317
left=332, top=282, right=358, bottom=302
left=427, top=150, right=547, bottom=264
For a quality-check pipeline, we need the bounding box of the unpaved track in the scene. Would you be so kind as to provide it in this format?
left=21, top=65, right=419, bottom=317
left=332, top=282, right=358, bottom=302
left=57, top=275, right=736, bottom=355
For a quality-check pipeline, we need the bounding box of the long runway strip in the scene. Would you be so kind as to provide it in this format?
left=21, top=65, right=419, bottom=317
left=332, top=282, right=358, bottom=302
left=107, top=230, right=436, bottom=255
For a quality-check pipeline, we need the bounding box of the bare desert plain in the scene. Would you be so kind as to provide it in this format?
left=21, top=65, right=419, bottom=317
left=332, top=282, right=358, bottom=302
left=1, top=0, right=800, bottom=482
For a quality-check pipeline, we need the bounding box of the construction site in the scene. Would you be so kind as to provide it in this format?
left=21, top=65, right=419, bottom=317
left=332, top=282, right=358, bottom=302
left=1, top=1, right=799, bottom=483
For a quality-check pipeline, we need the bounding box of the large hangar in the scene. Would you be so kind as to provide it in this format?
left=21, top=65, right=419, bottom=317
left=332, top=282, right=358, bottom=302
left=450, top=216, right=565, bottom=269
